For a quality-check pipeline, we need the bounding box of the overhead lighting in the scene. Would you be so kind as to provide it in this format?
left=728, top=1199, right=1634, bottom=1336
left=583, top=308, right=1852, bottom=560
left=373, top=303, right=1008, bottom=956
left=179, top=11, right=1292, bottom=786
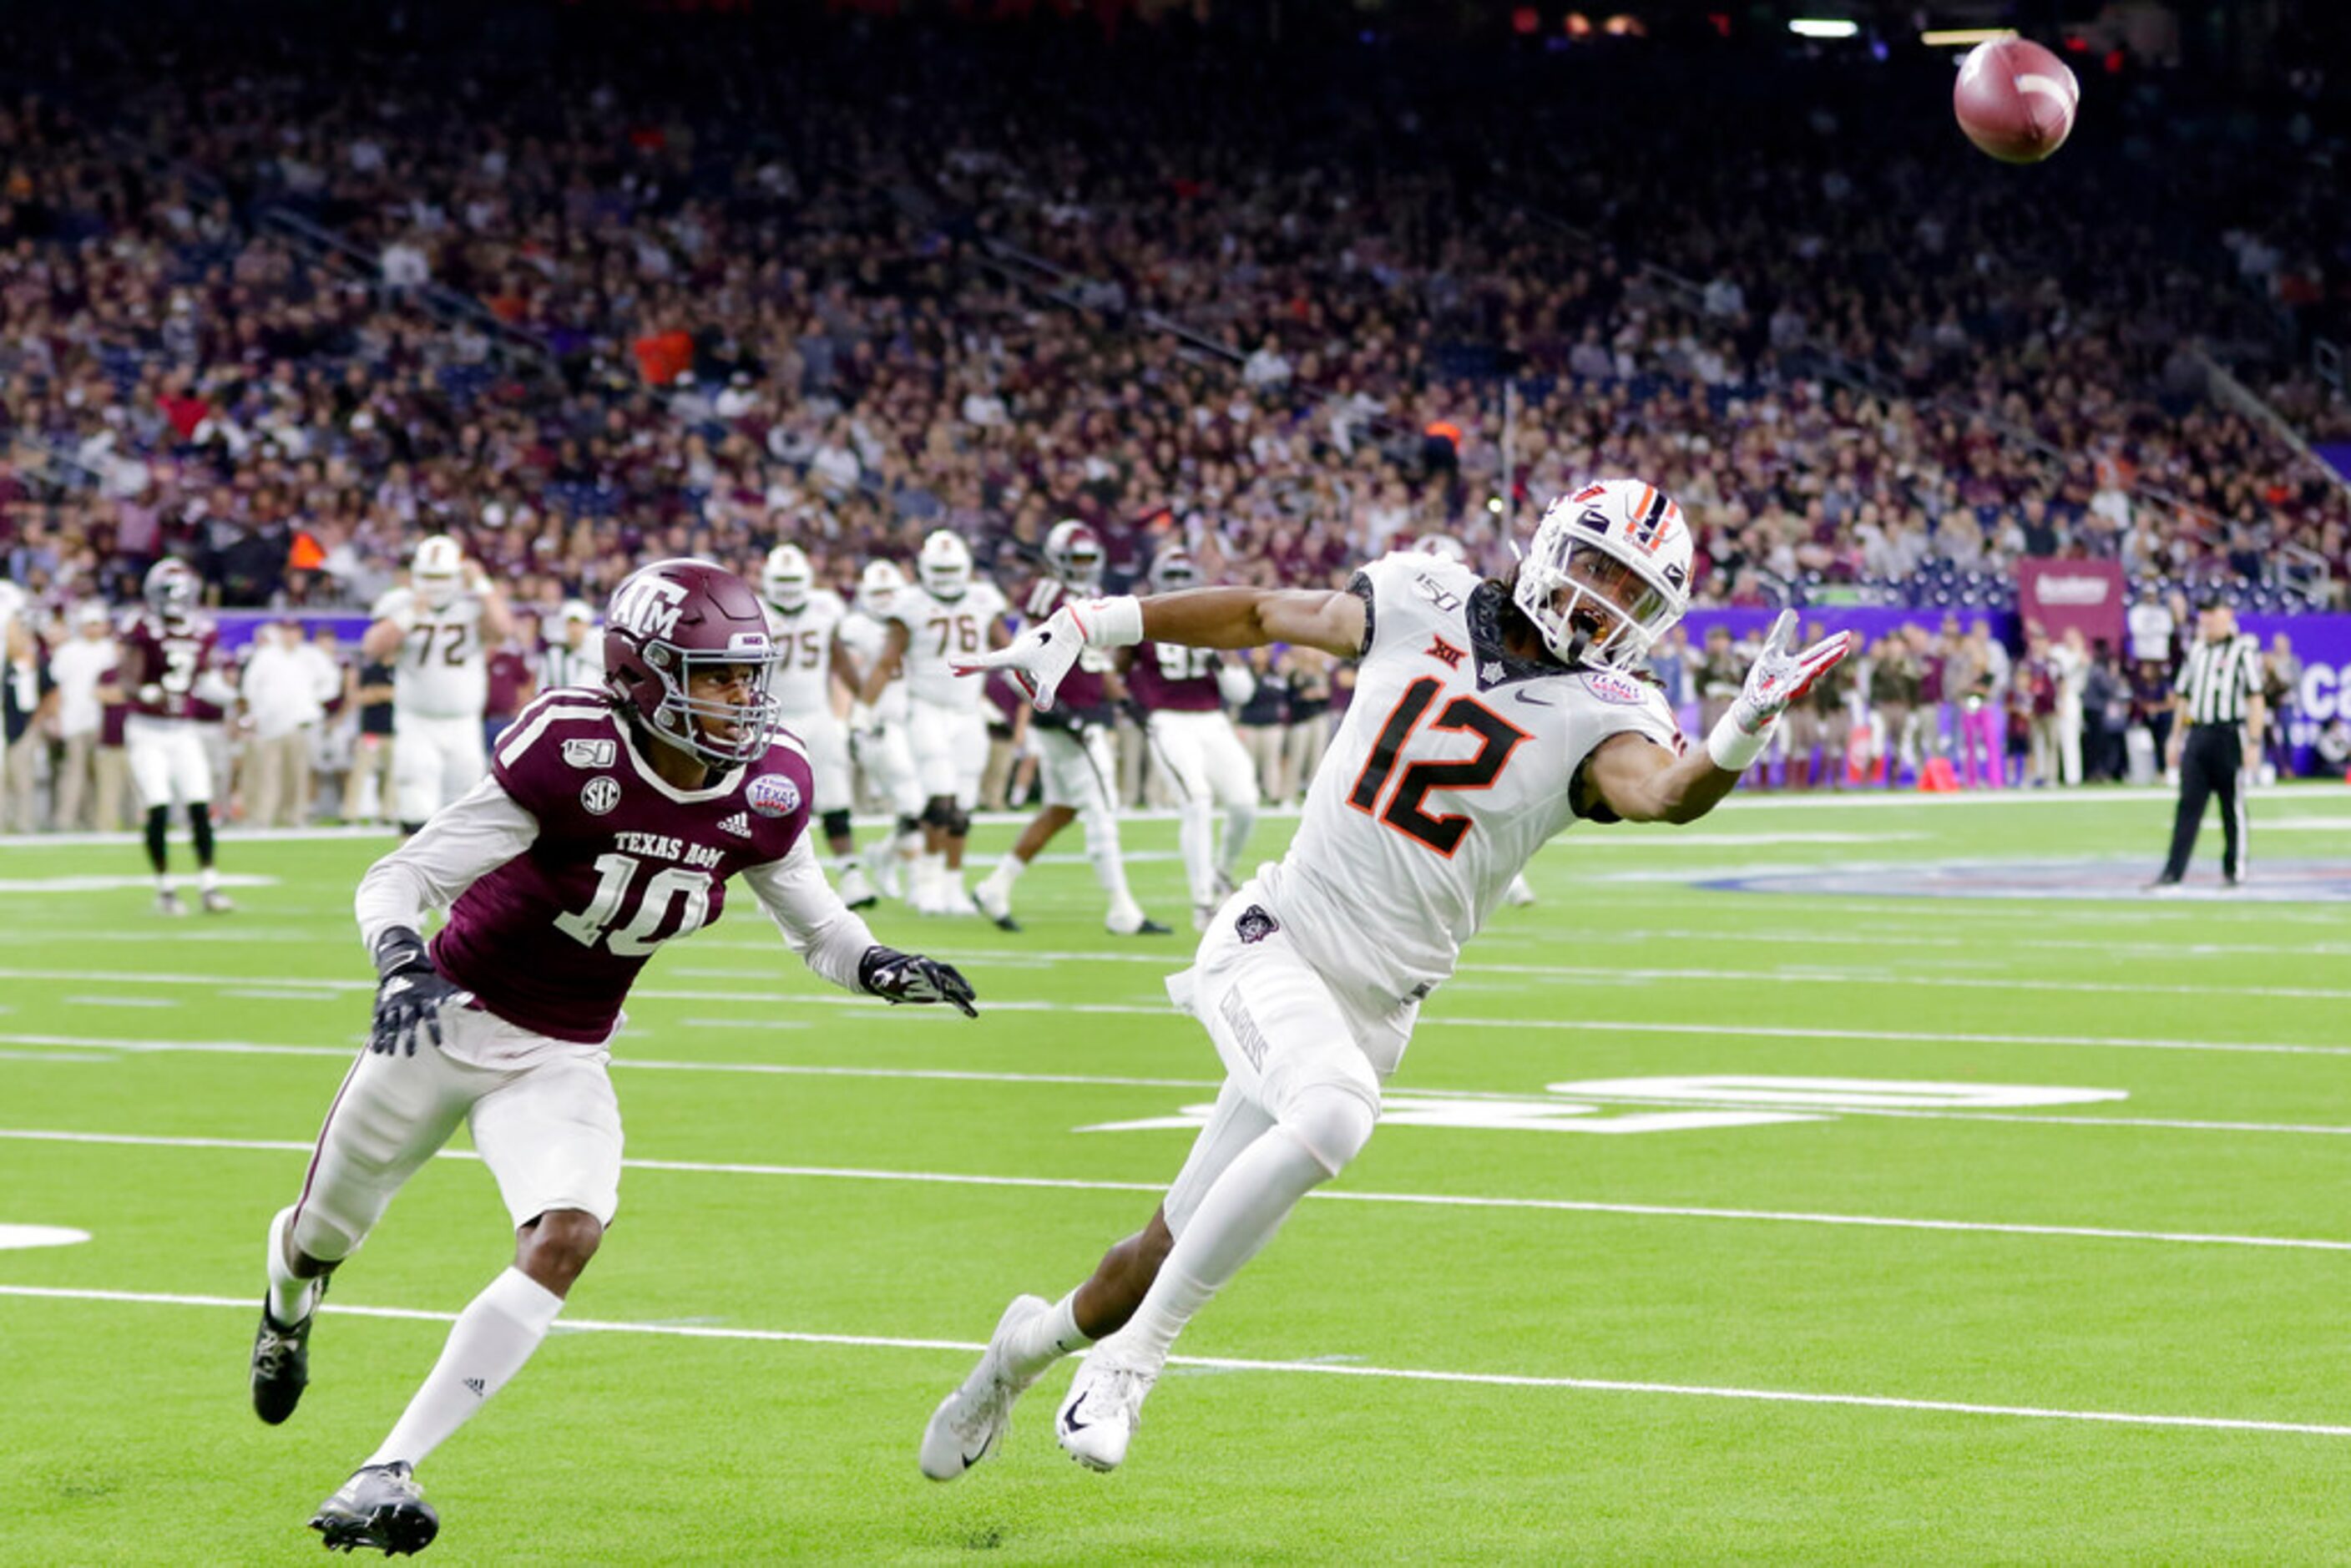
left=1788, top=18, right=1859, bottom=40
left=1920, top=27, right=2015, bottom=47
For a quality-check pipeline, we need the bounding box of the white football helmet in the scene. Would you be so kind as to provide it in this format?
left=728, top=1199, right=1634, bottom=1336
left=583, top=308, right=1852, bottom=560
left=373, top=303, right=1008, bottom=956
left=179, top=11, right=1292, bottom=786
left=412, top=534, right=465, bottom=611
left=143, top=558, right=200, bottom=621
left=1149, top=547, right=1201, bottom=594
left=1412, top=534, right=1469, bottom=564
left=762, top=544, right=813, bottom=612
left=857, top=559, right=908, bottom=620
left=1043, top=519, right=1105, bottom=594
left=917, top=529, right=973, bottom=601
left=1514, top=479, right=1693, bottom=670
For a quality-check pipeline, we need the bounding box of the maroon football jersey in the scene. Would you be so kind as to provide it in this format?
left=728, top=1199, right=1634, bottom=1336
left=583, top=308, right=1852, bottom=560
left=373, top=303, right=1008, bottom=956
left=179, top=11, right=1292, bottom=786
left=119, top=612, right=225, bottom=722
left=1017, top=575, right=1110, bottom=721
left=1127, top=639, right=1225, bottom=714
left=432, top=689, right=816, bottom=1043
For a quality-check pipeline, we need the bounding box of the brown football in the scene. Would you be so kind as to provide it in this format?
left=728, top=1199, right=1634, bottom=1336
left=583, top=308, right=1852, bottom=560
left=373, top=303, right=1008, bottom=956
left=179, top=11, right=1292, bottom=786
left=1953, top=37, right=2080, bottom=164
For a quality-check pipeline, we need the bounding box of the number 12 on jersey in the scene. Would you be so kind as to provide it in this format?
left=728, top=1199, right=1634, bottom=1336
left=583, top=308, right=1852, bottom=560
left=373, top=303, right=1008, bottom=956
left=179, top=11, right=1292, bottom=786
left=1347, top=677, right=1530, bottom=856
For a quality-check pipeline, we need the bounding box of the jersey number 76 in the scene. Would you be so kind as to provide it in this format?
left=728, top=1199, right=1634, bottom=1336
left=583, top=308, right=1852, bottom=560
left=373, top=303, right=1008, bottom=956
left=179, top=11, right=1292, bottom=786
left=1346, top=676, right=1531, bottom=857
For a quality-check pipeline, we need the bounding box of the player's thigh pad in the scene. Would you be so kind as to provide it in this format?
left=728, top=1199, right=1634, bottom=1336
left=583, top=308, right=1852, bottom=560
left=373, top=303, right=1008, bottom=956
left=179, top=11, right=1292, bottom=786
left=1169, top=903, right=1382, bottom=1177
left=1199, top=717, right=1261, bottom=809
left=1146, top=716, right=1211, bottom=802
left=437, top=716, right=488, bottom=802
left=1160, top=1077, right=1277, bottom=1239
left=1037, top=726, right=1112, bottom=812
left=788, top=711, right=853, bottom=812
left=127, top=730, right=174, bottom=809
left=468, top=1051, right=624, bottom=1229
left=950, top=711, right=988, bottom=809
left=392, top=722, right=447, bottom=821
left=908, top=706, right=962, bottom=800
left=290, top=1040, right=496, bottom=1261
left=169, top=726, right=215, bottom=804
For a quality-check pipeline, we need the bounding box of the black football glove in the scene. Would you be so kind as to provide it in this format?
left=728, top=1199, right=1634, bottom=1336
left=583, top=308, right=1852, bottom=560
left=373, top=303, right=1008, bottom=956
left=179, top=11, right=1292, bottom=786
left=857, top=945, right=979, bottom=1018
left=368, top=926, right=473, bottom=1055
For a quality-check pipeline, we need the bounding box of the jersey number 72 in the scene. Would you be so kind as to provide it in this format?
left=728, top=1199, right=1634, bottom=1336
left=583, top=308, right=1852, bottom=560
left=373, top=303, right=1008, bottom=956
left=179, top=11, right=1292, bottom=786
left=1346, top=676, right=1531, bottom=857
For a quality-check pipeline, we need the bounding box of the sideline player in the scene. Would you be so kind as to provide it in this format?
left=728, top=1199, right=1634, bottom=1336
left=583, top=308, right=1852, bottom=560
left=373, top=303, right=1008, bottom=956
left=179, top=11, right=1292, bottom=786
left=972, top=521, right=1170, bottom=936
left=857, top=530, right=1008, bottom=914
left=837, top=559, right=928, bottom=900
left=247, top=559, right=978, bottom=1554
left=118, top=558, right=237, bottom=913
left=761, top=544, right=876, bottom=908
left=922, top=479, right=1851, bottom=1477
left=361, top=534, right=514, bottom=834
left=1122, top=546, right=1258, bottom=931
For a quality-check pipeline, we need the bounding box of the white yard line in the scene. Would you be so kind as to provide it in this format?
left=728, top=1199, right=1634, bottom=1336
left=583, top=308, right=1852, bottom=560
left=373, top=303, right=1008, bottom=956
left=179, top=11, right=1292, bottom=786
left=3, top=1283, right=2348, bottom=1438
left=3, top=1125, right=2348, bottom=1251
left=13, top=960, right=2347, bottom=1007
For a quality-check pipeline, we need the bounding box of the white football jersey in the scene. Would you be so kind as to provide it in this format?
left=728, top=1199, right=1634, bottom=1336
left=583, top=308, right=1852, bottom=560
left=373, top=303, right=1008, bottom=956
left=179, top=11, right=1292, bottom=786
left=763, top=589, right=848, bottom=716
left=373, top=588, right=488, bottom=720
left=837, top=609, right=908, bottom=724
left=1258, top=553, right=1681, bottom=1061
left=892, top=579, right=1007, bottom=711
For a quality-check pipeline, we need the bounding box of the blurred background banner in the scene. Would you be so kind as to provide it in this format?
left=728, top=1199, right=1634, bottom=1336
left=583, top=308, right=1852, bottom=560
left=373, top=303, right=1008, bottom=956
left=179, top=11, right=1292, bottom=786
left=2015, top=559, right=2129, bottom=648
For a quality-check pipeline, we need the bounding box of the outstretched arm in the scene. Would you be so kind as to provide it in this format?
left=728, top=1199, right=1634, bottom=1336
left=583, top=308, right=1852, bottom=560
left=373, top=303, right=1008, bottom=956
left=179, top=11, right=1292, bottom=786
left=1585, top=611, right=1853, bottom=825
left=959, top=586, right=1365, bottom=711
left=742, top=836, right=978, bottom=1015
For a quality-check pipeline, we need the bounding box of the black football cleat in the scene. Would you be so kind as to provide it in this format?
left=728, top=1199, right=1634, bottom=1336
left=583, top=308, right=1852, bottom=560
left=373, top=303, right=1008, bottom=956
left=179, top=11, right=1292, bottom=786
left=250, top=1293, right=321, bottom=1424
left=1126, top=917, right=1173, bottom=936
left=311, top=1463, right=437, bottom=1555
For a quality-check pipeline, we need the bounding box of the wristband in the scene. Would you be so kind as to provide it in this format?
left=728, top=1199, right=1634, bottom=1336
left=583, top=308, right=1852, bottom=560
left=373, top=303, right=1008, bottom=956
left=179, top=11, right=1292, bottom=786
left=1069, top=594, right=1144, bottom=650
left=372, top=924, right=431, bottom=979
left=1705, top=710, right=1773, bottom=773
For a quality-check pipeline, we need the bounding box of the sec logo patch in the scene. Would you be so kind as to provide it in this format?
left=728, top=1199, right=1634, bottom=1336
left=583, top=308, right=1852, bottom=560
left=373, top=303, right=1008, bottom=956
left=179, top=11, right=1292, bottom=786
left=580, top=776, right=622, bottom=816
left=747, top=772, right=801, bottom=818
left=1582, top=670, right=1646, bottom=706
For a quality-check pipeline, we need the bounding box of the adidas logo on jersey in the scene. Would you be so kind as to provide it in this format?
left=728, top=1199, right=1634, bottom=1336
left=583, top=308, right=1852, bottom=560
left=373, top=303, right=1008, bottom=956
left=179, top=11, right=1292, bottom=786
left=718, top=812, right=752, bottom=838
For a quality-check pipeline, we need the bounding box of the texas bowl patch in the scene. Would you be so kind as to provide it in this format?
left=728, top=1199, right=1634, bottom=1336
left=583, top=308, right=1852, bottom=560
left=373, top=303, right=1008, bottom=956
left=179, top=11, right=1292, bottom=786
left=1581, top=670, right=1648, bottom=706
left=746, top=772, right=801, bottom=818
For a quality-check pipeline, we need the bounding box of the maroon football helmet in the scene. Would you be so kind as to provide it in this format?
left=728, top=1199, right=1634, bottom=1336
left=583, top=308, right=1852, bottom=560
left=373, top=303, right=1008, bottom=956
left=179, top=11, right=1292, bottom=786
left=1043, top=519, right=1104, bottom=593
left=144, top=558, right=200, bottom=621
left=602, top=559, right=783, bottom=766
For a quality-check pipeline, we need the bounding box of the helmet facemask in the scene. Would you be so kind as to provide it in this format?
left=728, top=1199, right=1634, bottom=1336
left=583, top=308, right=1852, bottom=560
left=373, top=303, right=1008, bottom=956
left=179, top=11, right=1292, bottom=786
left=1514, top=529, right=1684, bottom=671
left=641, top=640, right=785, bottom=767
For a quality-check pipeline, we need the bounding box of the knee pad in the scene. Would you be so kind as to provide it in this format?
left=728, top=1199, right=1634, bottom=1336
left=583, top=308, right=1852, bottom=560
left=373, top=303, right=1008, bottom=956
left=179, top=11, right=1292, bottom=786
left=894, top=812, right=923, bottom=838
left=944, top=807, right=973, bottom=838
left=921, top=797, right=957, bottom=831
left=1079, top=800, right=1123, bottom=861
left=289, top=1204, right=359, bottom=1266
left=1276, top=1077, right=1379, bottom=1179
left=821, top=808, right=853, bottom=841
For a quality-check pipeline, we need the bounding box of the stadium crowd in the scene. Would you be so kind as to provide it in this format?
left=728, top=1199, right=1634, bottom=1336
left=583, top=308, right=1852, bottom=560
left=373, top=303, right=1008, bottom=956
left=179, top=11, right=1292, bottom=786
left=0, top=5, right=2346, bottom=833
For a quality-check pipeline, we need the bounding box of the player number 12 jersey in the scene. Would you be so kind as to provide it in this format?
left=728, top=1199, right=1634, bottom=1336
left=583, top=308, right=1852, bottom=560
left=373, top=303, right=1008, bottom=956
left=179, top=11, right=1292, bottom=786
left=1256, top=553, right=1682, bottom=1056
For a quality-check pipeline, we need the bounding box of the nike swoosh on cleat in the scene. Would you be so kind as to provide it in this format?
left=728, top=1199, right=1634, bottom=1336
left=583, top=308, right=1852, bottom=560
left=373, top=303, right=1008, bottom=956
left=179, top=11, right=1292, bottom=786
left=1062, top=1406, right=1092, bottom=1434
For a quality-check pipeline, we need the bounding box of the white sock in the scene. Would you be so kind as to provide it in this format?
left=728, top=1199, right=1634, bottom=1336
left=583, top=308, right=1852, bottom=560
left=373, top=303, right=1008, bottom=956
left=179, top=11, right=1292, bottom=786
left=1111, top=1126, right=1328, bottom=1365
left=1177, top=797, right=1216, bottom=906
left=156, top=873, right=173, bottom=893
left=199, top=865, right=220, bottom=893
left=1004, top=1291, right=1090, bottom=1383
left=366, top=1268, right=564, bottom=1469
left=981, top=852, right=1026, bottom=896
left=1219, top=802, right=1256, bottom=883
left=1080, top=807, right=1135, bottom=910
left=265, top=1206, right=318, bottom=1326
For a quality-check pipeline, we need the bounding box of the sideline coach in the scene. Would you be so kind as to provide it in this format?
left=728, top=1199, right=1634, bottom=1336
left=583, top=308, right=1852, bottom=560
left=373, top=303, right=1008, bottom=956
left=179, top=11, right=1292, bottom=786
left=2151, top=597, right=2263, bottom=889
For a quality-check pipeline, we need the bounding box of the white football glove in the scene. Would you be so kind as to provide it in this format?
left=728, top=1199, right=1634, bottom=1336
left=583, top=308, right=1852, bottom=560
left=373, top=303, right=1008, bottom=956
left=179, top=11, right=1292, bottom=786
left=1730, top=611, right=1854, bottom=734
left=1706, top=610, right=1855, bottom=773
left=956, top=597, right=1140, bottom=712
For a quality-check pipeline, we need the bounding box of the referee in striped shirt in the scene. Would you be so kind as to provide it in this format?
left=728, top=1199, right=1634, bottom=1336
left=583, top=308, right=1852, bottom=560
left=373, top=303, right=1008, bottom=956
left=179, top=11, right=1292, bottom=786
left=2150, top=597, right=2264, bottom=889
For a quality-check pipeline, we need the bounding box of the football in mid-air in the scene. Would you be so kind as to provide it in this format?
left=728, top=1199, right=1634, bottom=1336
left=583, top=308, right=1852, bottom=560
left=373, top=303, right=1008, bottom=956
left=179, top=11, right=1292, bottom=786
left=1953, top=36, right=2080, bottom=164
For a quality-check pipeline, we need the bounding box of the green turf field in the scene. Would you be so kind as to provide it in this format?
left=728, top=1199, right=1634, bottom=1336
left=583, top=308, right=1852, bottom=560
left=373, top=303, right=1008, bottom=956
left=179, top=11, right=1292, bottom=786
left=4, top=787, right=2350, bottom=1564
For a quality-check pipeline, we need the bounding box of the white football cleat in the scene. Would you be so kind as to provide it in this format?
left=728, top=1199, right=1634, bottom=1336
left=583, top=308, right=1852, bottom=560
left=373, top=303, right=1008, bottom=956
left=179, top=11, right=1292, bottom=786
left=919, top=1293, right=1050, bottom=1482
left=1055, top=1348, right=1158, bottom=1473
left=1503, top=874, right=1537, bottom=908
left=973, top=878, right=1021, bottom=933
left=837, top=864, right=879, bottom=910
